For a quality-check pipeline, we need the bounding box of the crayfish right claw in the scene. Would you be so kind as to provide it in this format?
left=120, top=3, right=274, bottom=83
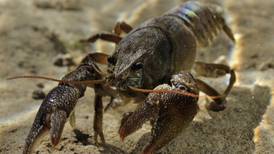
left=23, top=112, right=50, bottom=154
left=50, top=110, right=67, bottom=146
left=23, top=108, right=68, bottom=154
left=23, top=85, right=82, bottom=154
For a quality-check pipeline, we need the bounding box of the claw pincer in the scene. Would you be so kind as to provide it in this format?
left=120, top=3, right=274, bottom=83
left=23, top=84, right=83, bottom=154
left=23, top=61, right=101, bottom=154
left=119, top=72, right=199, bottom=154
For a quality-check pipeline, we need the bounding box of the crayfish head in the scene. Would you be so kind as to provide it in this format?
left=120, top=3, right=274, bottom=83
left=106, top=62, right=145, bottom=98
left=109, top=28, right=171, bottom=94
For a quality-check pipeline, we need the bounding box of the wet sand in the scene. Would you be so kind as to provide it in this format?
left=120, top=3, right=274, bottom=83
left=0, top=0, right=273, bottom=153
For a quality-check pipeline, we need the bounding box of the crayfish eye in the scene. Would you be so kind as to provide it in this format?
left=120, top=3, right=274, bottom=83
left=178, top=85, right=188, bottom=91
left=131, top=62, right=143, bottom=71
left=107, top=56, right=116, bottom=65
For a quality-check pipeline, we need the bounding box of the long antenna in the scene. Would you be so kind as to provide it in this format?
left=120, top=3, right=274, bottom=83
left=7, top=75, right=105, bottom=85
left=129, top=86, right=223, bottom=99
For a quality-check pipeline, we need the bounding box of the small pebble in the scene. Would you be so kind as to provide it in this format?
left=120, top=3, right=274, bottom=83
left=17, top=61, right=25, bottom=68
left=9, top=129, right=17, bottom=133
left=32, top=89, right=46, bottom=100
left=250, top=54, right=258, bottom=59
left=36, top=83, right=44, bottom=89
left=54, top=54, right=75, bottom=67
left=258, top=60, right=274, bottom=71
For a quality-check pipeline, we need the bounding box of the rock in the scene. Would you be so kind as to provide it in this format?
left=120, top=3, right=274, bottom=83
left=36, top=83, right=45, bottom=89
left=53, top=54, right=75, bottom=67
left=32, top=89, right=46, bottom=100
left=33, top=0, right=83, bottom=10
left=258, top=59, right=274, bottom=71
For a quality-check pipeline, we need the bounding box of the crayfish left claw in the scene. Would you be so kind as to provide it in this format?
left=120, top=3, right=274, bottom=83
left=120, top=73, right=201, bottom=154
left=142, top=93, right=199, bottom=154
left=118, top=102, right=158, bottom=141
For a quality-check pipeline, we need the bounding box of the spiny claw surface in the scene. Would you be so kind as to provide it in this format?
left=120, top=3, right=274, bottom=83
left=119, top=101, right=158, bottom=141
left=23, top=85, right=84, bottom=154
left=119, top=73, right=200, bottom=154
left=50, top=110, right=67, bottom=146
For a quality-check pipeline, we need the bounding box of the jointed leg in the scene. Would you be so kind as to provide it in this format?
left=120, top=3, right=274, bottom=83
left=93, top=94, right=105, bottom=145
left=194, top=61, right=232, bottom=78
left=80, top=33, right=122, bottom=44
left=113, top=21, right=133, bottom=35
left=193, top=61, right=236, bottom=111
left=196, top=79, right=225, bottom=111
left=104, top=96, right=115, bottom=111
left=80, top=21, right=133, bottom=44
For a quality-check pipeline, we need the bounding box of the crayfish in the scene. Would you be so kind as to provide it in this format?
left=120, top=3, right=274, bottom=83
left=9, top=1, right=236, bottom=154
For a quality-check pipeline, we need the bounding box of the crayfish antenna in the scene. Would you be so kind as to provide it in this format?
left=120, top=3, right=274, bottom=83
left=129, top=86, right=223, bottom=99
left=7, top=75, right=105, bottom=86
left=7, top=75, right=62, bottom=82
left=129, top=86, right=200, bottom=98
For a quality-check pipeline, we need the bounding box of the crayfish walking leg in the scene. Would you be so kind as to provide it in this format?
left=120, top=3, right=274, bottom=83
left=193, top=62, right=236, bottom=111
left=80, top=21, right=133, bottom=44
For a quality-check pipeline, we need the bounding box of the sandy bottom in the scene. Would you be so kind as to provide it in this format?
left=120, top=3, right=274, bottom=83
left=0, top=0, right=273, bottom=154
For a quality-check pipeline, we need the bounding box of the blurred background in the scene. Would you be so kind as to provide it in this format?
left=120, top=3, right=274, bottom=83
left=0, top=0, right=273, bottom=153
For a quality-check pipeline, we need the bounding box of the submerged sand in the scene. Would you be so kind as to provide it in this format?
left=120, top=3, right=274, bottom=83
left=0, top=0, right=273, bottom=153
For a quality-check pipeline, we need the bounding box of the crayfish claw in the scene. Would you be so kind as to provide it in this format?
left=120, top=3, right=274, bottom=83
left=143, top=111, right=181, bottom=154
left=50, top=110, right=67, bottom=146
left=143, top=94, right=198, bottom=154
left=23, top=84, right=82, bottom=154
left=23, top=111, right=51, bottom=154
left=119, top=112, right=133, bottom=141
left=118, top=102, right=158, bottom=141
left=68, top=109, right=76, bottom=130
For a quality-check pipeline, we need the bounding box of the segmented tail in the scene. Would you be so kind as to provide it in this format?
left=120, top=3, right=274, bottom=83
left=170, top=1, right=235, bottom=47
